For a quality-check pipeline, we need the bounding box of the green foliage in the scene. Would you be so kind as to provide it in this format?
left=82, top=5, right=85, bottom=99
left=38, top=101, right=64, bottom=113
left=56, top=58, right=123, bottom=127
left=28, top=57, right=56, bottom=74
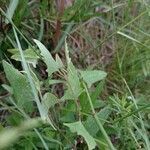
left=3, top=60, right=34, bottom=112
left=34, top=39, right=62, bottom=76
left=8, top=48, right=39, bottom=67
left=62, top=62, right=82, bottom=100
left=79, top=70, right=107, bottom=88
left=64, top=121, right=97, bottom=150
left=0, top=118, right=42, bottom=149
left=0, top=0, right=150, bottom=149
left=42, top=93, right=59, bottom=111
left=5, top=0, right=19, bottom=24
left=84, top=106, right=111, bottom=136
left=0, top=40, right=110, bottom=149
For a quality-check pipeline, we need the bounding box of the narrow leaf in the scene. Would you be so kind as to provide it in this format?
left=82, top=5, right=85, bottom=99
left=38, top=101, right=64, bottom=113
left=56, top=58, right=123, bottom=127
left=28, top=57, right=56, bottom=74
left=62, top=62, right=82, bottom=100
left=62, top=40, right=82, bottom=100
left=117, top=31, right=141, bottom=44
left=5, top=0, right=19, bottom=24
left=55, top=54, right=64, bottom=68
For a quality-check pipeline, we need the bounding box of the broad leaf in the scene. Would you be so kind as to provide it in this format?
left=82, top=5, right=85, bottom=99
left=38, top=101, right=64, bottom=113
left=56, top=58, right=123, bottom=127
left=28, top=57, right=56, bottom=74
left=33, top=39, right=61, bottom=76
left=40, top=92, right=60, bottom=130
left=42, top=93, right=59, bottom=114
left=8, top=48, right=39, bottom=67
left=80, top=70, right=107, bottom=88
left=3, top=61, right=34, bottom=112
left=80, top=81, right=105, bottom=113
left=84, top=107, right=111, bottom=136
left=64, top=121, right=96, bottom=150
left=60, top=101, right=76, bottom=122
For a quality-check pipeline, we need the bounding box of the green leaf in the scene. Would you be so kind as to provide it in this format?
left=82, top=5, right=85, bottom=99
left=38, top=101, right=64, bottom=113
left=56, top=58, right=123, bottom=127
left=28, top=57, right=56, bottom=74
left=64, top=121, right=96, bottom=150
left=90, top=81, right=105, bottom=102
left=42, top=93, right=59, bottom=113
left=63, top=0, right=88, bottom=22
left=7, top=48, right=19, bottom=54
left=2, top=61, right=34, bottom=112
left=60, top=101, right=76, bottom=122
left=40, top=92, right=60, bottom=130
left=5, top=0, right=19, bottom=24
left=6, top=112, right=23, bottom=126
left=9, top=48, right=39, bottom=67
left=80, top=70, right=107, bottom=88
left=55, top=54, right=64, bottom=68
left=80, top=81, right=105, bottom=113
left=62, top=62, right=82, bottom=100
left=84, top=107, right=111, bottom=136
left=2, top=84, right=13, bottom=94
left=33, top=39, right=60, bottom=76
left=13, top=0, right=28, bottom=26
left=49, top=79, right=64, bottom=85
left=62, top=40, right=82, bottom=100
left=0, top=118, right=41, bottom=149
left=29, top=67, right=41, bottom=91
left=117, top=31, right=142, bottom=44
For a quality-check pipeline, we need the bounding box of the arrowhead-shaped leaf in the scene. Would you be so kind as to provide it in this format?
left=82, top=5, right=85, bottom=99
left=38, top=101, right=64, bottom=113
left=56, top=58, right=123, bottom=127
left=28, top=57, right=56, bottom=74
left=79, top=70, right=107, bottom=88
left=42, top=93, right=59, bottom=113
left=8, top=48, right=39, bottom=67
left=64, top=121, right=96, bottom=150
left=33, top=39, right=61, bottom=76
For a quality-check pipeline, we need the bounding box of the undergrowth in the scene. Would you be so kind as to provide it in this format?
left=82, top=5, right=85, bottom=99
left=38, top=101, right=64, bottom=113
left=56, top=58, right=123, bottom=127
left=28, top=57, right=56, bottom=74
left=0, top=0, right=150, bottom=149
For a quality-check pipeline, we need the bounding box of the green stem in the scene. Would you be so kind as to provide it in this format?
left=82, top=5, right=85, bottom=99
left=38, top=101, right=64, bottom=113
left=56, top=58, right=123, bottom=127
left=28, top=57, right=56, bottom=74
left=83, top=83, right=116, bottom=150
left=123, top=78, right=150, bottom=149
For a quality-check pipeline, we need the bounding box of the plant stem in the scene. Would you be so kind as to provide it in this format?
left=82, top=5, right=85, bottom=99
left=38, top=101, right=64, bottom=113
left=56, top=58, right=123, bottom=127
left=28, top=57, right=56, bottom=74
left=83, top=82, right=116, bottom=150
